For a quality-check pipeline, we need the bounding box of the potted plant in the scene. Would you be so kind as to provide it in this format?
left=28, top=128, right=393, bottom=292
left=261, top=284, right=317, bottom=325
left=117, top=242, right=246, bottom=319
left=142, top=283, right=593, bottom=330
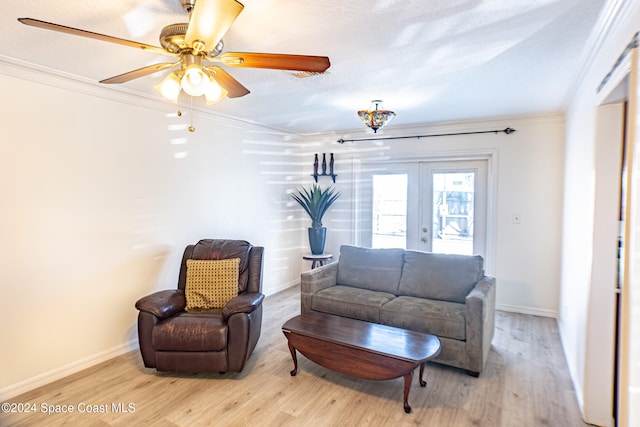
left=290, top=184, right=341, bottom=254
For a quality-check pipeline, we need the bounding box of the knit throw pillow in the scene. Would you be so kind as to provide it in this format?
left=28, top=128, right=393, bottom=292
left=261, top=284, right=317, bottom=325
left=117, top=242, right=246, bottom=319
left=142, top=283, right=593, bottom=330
left=185, top=258, right=240, bottom=310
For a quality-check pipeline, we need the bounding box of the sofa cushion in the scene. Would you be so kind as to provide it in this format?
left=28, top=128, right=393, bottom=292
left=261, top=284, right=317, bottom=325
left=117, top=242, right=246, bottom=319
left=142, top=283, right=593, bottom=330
left=336, top=245, right=404, bottom=294
left=380, top=296, right=466, bottom=340
left=398, top=251, right=483, bottom=303
left=312, top=285, right=396, bottom=323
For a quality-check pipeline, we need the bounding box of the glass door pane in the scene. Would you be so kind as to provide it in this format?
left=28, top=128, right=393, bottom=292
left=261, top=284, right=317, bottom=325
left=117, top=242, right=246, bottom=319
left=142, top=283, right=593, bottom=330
left=431, top=171, right=475, bottom=255
left=372, top=173, right=407, bottom=249
left=420, top=160, right=487, bottom=257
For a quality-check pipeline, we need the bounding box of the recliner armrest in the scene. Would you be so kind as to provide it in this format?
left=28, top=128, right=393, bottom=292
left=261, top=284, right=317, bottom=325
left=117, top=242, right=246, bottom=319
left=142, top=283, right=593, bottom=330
left=222, top=292, right=265, bottom=320
left=135, top=289, right=186, bottom=320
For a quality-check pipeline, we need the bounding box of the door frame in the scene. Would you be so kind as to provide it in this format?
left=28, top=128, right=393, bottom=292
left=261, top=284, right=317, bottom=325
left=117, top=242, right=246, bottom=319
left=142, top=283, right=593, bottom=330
left=353, top=150, right=498, bottom=274
left=587, top=37, right=638, bottom=427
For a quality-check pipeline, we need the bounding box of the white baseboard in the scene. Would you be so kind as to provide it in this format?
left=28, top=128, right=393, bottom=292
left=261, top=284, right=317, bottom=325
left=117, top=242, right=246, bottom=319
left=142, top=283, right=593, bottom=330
left=1, top=283, right=298, bottom=401
left=496, top=303, right=558, bottom=318
left=0, top=340, right=138, bottom=401
left=265, top=279, right=299, bottom=296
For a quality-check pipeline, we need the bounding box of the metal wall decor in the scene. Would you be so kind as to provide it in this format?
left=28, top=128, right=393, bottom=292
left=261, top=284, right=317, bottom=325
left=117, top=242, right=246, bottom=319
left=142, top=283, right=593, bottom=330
left=312, top=153, right=337, bottom=183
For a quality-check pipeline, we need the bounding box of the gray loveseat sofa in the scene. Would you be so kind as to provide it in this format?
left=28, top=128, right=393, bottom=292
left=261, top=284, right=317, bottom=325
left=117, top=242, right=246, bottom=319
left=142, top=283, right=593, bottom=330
left=300, top=245, right=496, bottom=376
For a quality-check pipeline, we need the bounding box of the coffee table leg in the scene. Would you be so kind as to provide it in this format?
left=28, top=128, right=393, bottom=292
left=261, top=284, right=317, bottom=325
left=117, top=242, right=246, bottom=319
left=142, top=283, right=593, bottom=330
left=419, top=362, right=427, bottom=387
left=287, top=340, right=299, bottom=376
left=403, top=371, right=413, bottom=413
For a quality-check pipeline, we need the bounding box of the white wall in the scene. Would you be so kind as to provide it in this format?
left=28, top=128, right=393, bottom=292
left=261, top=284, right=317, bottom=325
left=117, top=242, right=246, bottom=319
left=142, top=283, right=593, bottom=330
left=0, top=57, right=568, bottom=406
left=302, top=114, right=566, bottom=318
left=0, top=61, right=306, bottom=399
left=561, top=1, right=640, bottom=426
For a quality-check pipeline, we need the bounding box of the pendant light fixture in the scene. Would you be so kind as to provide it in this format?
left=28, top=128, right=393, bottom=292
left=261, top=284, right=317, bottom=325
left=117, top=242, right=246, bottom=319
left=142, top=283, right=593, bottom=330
left=357, top=100, right=396, bottom=133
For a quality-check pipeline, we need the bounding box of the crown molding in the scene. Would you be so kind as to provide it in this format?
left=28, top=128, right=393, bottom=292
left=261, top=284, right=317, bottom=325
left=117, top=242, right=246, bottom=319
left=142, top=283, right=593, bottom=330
left=0, top=54, right=293, bottom=134
left=563, top=0, right=638, bottom=107
left=0, top=54, right=173, bottom=112
left=318, top=112, right=564, bottom=145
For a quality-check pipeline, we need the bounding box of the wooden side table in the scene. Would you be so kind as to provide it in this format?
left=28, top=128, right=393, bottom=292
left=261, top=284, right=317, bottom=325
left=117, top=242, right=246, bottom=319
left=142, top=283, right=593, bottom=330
left=303, top=253, right=332, bottom=269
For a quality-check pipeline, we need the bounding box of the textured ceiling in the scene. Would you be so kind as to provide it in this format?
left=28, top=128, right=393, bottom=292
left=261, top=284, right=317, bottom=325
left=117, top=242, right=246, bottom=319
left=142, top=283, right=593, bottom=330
left=0, top=0, right=609, bottom=134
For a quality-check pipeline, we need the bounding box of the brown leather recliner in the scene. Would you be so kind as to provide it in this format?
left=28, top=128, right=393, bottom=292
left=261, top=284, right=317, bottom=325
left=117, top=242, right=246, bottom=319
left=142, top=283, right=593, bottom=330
left=134, top=239, right=264, bottom=373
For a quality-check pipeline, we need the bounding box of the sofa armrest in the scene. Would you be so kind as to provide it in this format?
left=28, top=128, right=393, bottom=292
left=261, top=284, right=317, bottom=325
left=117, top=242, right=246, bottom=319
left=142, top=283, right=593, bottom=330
left=222, top=292, right=265, bottom=321
left=464, top=276, right=496, bottom=374
left=135, top=289, right=186, bottom=320
left=300, top=261, right=338, bottom=314
left=467, top=276, right=495, bottom=303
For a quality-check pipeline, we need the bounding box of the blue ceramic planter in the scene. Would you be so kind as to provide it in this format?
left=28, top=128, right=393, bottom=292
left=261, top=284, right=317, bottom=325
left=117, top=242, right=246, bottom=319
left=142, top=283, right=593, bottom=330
left=308, top=227, right=326, bottom=255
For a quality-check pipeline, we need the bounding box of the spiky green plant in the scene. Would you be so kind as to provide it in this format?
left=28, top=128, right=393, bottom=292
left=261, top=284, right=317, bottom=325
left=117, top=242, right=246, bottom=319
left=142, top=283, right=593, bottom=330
left=290, top=184, right=341, bottom=228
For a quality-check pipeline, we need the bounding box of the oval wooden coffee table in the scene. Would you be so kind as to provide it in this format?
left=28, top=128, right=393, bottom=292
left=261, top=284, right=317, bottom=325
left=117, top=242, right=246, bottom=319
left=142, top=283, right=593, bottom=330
left=282, top=312, right=441, bottom=413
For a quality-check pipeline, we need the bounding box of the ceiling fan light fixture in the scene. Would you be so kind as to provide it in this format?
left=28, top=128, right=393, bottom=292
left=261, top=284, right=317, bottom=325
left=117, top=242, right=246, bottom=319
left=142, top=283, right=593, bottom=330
left=181, top=63, right=209, bottom=96
left=155, top=72, right=182, bottom=102
left=205, top=80, right=228, bottom=105
left=18, top=1, right=330, bottom=107
left=357, top=100, right=396, bottom=133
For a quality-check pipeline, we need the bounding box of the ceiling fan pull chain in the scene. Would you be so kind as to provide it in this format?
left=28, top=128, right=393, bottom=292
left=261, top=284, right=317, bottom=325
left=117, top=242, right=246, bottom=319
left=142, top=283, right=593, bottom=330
left=188, top=96, right=196, bottom=132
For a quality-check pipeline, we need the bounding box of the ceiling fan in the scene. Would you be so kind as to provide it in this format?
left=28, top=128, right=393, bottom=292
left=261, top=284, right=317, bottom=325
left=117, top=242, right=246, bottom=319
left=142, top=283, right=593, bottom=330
left=18, top=0, right=330, bottom=104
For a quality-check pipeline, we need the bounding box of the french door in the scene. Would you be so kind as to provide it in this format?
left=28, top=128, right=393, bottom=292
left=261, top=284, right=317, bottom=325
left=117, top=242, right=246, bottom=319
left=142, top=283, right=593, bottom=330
left=358, top=159, right=489, bottom=259
left=421, top=161, right=487, bottom=255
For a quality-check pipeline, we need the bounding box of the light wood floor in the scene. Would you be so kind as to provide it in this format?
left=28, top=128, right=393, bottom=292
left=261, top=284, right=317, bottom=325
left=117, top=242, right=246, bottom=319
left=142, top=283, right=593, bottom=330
left=1, top=285, right=592, bottom=426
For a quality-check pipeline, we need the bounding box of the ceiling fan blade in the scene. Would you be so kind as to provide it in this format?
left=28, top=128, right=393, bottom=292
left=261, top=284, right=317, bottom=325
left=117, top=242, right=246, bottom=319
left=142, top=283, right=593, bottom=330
left=220, top=53, right=330, bottom=72
left=100, top=62, right=180, bottom=84
left=18, top=18, right=171, bottom=56
left=208, top=66, right=250, bottom=98
left=185, top=0, right=243, bottom=53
